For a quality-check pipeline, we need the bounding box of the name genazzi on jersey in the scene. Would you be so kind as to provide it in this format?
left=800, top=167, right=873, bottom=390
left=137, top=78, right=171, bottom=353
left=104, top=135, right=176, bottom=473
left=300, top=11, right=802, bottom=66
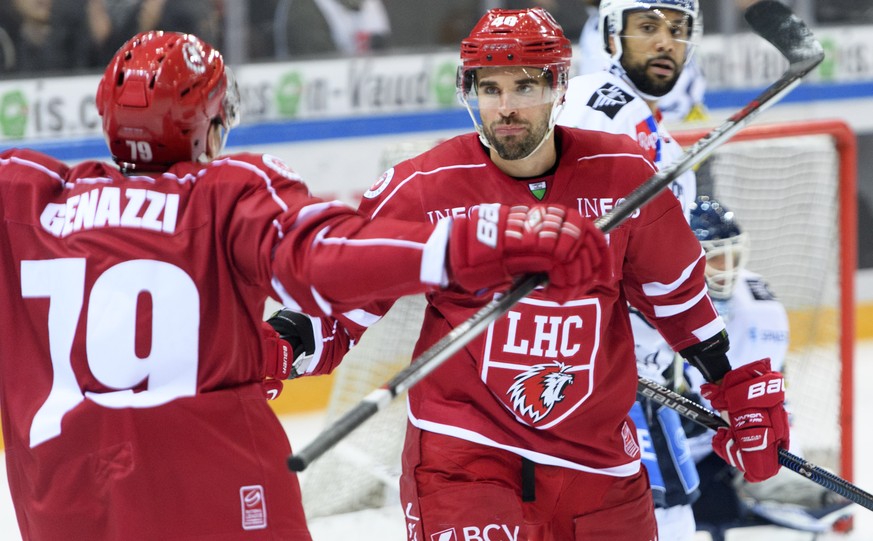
left=40, top=185, right=180, bottom=238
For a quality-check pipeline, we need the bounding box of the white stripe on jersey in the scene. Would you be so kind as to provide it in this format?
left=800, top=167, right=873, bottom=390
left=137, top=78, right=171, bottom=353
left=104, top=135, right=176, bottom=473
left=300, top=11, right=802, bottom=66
left=652, top=284, right=709, bottom=318
left=370, top=163, right=487, bottom=219
left=343, top=308, right=382, bottom=328
left=692, top=316, right=726, bottom=342
left=576, top=152, right=658, bottom=173
left=1, top=155, right=66, bottom=188
left=409, top=409, right=642, bottom=477
left=207, top=156, right=296, bottom=212
left=642, top=248, right=705, bottom=297
left=422, top=218, right=451, bottom=286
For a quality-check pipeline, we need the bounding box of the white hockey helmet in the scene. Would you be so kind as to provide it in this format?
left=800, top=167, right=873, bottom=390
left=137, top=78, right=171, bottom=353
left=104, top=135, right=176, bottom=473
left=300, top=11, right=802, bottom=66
left=599, top=0, right=701, bottom=66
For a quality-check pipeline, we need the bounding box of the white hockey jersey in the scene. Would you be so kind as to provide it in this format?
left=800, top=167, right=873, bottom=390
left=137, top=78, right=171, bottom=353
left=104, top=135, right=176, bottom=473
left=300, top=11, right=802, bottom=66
left=558, top=67, right=696, bottom=219
left=633, top=268, right=789, bottom=389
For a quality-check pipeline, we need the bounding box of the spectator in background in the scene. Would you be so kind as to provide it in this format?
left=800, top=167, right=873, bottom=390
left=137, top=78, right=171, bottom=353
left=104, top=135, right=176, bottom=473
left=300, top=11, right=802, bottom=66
left=252, top=0, right=391, bottom=61
left=43, top=0, right=222, bottom=74
left=84, top=0, right=221, bottom=67
left=0, top=0, right=69, bottom=75
left=503, top=0, right=586, bottom=44
left=249, top=0, right=336, bottom=59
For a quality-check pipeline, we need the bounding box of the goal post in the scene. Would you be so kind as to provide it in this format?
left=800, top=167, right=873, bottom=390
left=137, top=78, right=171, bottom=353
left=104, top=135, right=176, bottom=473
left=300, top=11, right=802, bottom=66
left=674, top=118, right=857, bottom=482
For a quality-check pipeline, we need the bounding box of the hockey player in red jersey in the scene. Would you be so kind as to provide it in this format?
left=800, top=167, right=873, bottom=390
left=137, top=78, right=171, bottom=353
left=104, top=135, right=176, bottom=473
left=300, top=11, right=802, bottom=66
left=0, top=31, right=608, bottom=541
left=268, top=8, right=790, bottom=541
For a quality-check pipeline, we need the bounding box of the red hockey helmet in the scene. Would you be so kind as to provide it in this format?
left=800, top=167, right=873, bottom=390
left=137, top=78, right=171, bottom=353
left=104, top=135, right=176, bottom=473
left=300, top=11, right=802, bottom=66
left=457, top=8, right=572, bottom=158
left=96, top=31, right=240, bottom=172
left=458, top=7, right=572, bottom=96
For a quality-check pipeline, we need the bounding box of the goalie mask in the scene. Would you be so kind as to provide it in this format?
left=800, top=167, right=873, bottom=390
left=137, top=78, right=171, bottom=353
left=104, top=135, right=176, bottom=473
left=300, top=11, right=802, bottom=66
left=97, top=31, right=241, bottom=172
left=457, top=8, right=572, bottom=159
left=690, top=195, right=749, bottom=300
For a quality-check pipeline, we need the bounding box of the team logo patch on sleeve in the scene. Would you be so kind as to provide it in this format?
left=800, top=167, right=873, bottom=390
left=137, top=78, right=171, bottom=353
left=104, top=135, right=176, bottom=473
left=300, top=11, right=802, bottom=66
left=363, top=167, right=394, bottom=199
left=587, top=83, right=635, bottom=119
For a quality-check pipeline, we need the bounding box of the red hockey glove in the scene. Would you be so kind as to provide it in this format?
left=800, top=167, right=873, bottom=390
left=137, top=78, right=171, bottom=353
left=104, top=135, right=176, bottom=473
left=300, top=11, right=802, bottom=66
left=448, top=203, right=608, bottom=301
left=700, top=359, right=790, bottom=482
left=260, top=321, right=293, bottom=400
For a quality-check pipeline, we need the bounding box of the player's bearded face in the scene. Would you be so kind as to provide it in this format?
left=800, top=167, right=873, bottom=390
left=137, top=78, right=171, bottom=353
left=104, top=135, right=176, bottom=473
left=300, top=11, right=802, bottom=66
left=621, top=53, right=681, bottom=97
left=618, top=9, right=691, bottom=97
left=482, top=106, right=551, bottom=160
left=474, top=67, right=554, bottom=160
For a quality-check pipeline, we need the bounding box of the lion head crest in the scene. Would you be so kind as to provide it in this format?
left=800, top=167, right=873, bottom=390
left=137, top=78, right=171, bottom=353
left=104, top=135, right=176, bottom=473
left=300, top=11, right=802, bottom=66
left=507, top=361, right=574, bottom=424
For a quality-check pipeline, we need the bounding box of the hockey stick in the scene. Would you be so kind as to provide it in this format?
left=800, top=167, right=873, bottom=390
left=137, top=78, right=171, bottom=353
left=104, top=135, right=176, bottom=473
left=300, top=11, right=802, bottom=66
left=287, top=0, right=823, bottom=473
left=637, top=377, right=873, bottom=512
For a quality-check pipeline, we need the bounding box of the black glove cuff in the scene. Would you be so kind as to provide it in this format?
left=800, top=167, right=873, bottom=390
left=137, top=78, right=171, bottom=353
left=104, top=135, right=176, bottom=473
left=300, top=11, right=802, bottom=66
left=267, top=309, right=315, bottom=359
left=679, top=329, right=731, bottom=383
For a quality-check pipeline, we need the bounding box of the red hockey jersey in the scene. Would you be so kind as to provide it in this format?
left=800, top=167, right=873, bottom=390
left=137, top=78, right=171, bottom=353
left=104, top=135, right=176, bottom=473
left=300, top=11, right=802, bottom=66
left=338, top=127, right=724, bottom=477
left=0, top=149, right=450, bottom=540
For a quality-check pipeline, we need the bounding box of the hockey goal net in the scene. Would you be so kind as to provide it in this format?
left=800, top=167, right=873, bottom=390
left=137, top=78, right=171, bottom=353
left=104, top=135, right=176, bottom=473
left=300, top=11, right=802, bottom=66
left=300, top=120, right=857, bottom=518
left=675, top=119, right=857, bottom=481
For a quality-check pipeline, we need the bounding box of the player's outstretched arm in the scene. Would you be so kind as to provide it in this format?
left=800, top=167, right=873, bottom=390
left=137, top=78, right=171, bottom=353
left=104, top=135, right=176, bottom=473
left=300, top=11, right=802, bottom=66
left=263, top=203, right=608, bottom=393
left=274, top=202, right=607, bottom=315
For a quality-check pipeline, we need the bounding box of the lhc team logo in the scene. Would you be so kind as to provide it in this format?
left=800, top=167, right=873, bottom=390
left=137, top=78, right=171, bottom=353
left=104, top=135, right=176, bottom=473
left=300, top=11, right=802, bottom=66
left=480, top=297, right=601, bottom=429
left=363, top=167, right=394, bottom=199
left=182, top=42, right=206, bottom=75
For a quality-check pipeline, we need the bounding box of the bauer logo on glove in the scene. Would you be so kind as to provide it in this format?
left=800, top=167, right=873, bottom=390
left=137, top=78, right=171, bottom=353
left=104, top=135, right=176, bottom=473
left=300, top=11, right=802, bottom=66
left=700, top=358, right=790, bottom=482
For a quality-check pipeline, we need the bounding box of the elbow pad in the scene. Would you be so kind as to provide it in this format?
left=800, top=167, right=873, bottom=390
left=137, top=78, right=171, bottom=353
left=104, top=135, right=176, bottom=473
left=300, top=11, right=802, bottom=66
left=679, top=329, right=731, bottom=383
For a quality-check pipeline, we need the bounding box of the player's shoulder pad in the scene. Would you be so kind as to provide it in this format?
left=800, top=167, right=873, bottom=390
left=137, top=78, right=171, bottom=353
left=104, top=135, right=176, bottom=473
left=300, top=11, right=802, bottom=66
left=745, top=276, right=777, bottom=301
left=561, top=125, right=651, bottom=162
left=1, top=148, right=68, bottom=176
left=363, top=135, right=479, bottom=201
left=221, top=152, right=304, bottom=182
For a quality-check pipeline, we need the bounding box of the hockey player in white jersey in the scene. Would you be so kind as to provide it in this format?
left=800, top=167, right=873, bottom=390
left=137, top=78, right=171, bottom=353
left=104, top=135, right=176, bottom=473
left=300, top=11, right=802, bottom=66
left=628, top=195, right=794, bottom=539
left=559, top=0, right=699, bottom=217
left=574, top=0, right=707, bottom=123
left=683, top=196, right=789, bottom=414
